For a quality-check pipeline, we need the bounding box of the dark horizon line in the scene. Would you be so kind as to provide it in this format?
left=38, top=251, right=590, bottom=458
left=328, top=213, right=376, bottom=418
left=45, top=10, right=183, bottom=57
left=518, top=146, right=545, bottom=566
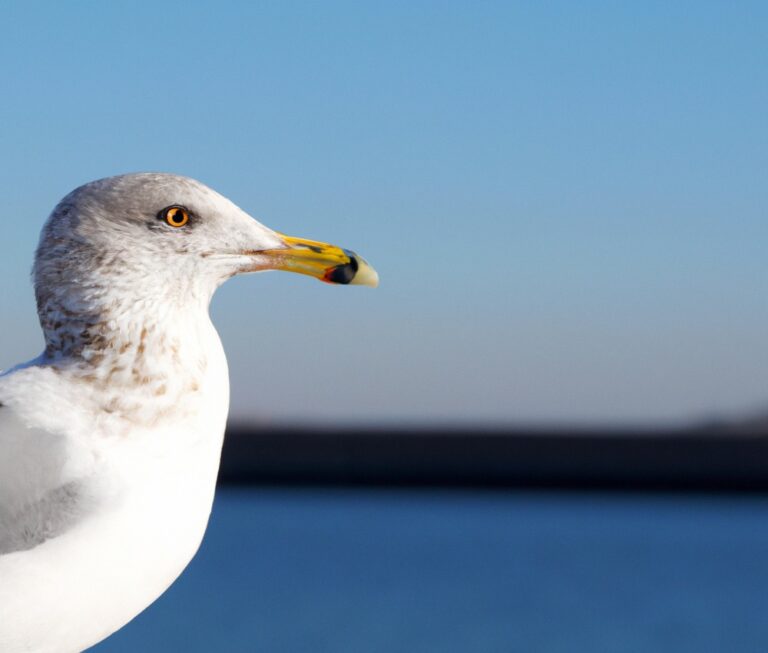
left=218, top=421, right=768, bottom=493
left=224, top=412, right=768, bottom=436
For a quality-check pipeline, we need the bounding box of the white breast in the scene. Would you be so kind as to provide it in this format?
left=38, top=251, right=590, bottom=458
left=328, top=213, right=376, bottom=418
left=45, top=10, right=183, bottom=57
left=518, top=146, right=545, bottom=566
left=0, top=320, right=230, bottom=653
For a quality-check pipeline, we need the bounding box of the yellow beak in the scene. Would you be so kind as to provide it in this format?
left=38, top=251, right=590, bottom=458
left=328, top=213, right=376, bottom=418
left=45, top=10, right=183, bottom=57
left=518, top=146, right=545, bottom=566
left=259, top=234, right=379, bottom=287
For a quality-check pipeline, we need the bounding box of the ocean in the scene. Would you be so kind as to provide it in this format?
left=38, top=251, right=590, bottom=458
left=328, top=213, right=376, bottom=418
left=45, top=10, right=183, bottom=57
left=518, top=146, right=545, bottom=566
left=93, top=487, right=768, bottom=652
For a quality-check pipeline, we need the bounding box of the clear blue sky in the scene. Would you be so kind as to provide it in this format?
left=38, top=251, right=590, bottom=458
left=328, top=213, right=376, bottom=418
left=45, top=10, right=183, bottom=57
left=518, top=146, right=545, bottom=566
left=0, top=1, right=766, bottom=425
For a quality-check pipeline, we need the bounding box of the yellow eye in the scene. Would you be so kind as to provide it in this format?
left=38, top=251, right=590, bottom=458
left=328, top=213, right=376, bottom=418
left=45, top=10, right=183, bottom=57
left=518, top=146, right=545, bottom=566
left=162, top=206, right=190, bottom=228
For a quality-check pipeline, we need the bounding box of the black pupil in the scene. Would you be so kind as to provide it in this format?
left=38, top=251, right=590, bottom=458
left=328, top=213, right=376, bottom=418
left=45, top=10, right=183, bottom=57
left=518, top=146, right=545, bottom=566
left=170, top=209, right=183, bottom=224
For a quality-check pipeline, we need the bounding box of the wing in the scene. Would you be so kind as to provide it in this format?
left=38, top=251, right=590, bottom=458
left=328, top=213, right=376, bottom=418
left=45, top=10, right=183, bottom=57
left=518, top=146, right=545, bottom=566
left=0, top=401, right=91, bottom=555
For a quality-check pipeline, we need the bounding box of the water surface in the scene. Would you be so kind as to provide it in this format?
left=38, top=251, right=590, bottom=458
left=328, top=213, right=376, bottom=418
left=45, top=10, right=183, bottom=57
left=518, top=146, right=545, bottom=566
left=94, top=488, right=768, bottom=652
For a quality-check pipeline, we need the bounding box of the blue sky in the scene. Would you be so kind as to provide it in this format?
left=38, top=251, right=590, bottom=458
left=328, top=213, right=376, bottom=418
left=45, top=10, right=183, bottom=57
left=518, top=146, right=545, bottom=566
left=0, top=1, right=766, bottom=424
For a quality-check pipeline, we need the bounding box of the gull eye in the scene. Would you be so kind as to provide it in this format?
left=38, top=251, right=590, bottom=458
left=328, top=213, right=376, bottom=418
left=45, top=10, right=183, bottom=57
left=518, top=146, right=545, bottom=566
left=161, top=206, right=190, bottom=228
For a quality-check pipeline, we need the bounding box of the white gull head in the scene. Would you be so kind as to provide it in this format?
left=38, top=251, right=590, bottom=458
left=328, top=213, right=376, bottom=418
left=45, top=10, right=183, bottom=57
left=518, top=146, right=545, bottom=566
left=0, top=173, right=377, bottom=653
left=35, top=174, right=282, bottom=356
left=35, top=172, right=377, bottom=360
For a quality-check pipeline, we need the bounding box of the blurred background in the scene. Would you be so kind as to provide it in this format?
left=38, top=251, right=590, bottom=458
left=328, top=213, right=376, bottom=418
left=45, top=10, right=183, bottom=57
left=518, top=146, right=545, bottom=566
left=1, top=2, right=767, bottom=652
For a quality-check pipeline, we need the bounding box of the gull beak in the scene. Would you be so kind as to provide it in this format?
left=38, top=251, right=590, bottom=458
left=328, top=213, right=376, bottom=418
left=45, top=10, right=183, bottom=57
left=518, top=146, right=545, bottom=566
left=255, top=234, right=379, bottom=287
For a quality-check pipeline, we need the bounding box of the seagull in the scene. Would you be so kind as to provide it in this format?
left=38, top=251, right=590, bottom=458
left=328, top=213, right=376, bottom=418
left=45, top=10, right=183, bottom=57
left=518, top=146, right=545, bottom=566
left=0, top=173, right=378, bottom=652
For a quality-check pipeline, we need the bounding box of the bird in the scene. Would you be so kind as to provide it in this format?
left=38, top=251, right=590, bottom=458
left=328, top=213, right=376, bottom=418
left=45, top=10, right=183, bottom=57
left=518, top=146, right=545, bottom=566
left=0, top=173, right=378, bottom=652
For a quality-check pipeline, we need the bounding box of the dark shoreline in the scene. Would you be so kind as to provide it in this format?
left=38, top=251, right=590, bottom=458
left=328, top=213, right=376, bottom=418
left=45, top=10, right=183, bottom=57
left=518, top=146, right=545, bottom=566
left=219, top=422, right=768, bottom=493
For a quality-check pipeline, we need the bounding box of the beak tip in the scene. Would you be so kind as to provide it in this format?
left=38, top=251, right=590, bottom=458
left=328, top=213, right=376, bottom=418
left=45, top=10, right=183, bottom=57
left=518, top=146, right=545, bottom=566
left=350, top=260, right=379, bottom=288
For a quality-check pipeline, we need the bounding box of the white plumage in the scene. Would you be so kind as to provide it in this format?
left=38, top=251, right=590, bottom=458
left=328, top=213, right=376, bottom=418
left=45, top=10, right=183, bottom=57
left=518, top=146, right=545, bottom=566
left=0, top=173, right=376, bottom=652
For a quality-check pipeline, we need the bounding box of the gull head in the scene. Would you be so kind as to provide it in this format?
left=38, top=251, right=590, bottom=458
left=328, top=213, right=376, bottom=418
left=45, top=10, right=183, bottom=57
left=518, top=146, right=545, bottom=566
left=33, top=173, right=378, bottom=359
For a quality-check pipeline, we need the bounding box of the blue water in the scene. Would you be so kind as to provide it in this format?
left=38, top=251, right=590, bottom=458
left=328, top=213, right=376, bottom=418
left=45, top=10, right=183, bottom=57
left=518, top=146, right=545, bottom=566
left=93, top=488, right=768, bottom=653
